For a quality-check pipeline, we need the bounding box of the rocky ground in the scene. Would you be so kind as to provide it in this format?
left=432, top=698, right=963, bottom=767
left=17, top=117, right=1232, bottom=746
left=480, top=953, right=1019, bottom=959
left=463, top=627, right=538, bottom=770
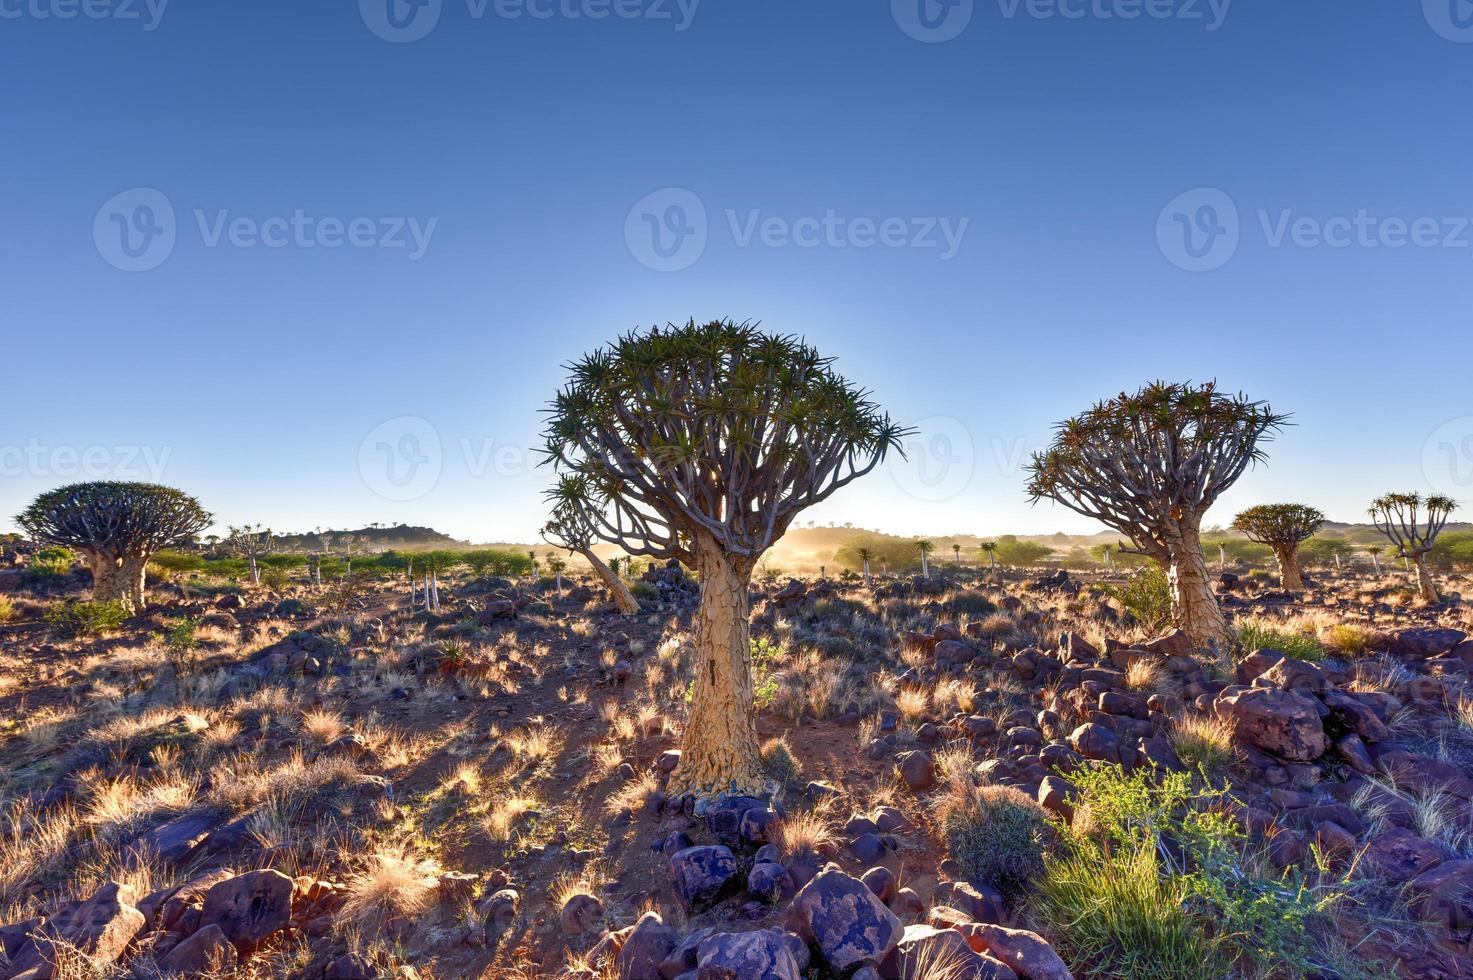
left=2, top=557, right=1473, bottom=978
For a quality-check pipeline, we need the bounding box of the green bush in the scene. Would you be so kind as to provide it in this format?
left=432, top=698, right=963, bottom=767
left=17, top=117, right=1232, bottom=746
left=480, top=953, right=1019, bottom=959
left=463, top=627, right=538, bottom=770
left=938, top=784, right=1053, bottom=904
left=760, top=737, right=802, bottom=785
left=629, top=581, right=659, bottom=601
left=30, top=546, right=76, bottom=578
left=260, top=567, right=291, bottom=591
left=45, top=599, right=130, bottom=637
left=992, top=535, right=1054, bottom=566
left=1036, top=765, right=1344, bottom=979
left=1238, top=617, right=1323, bottom=661
left=165, top=615, right=200, bottom=653
left=0, top=597, right=14, bottom=624
left=1101, top=565, right=1172, bottom=632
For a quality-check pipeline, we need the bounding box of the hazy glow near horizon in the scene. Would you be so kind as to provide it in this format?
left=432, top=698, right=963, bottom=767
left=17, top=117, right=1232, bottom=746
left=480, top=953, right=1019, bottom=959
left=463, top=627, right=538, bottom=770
left=5, top=3, right=1472, bottom=542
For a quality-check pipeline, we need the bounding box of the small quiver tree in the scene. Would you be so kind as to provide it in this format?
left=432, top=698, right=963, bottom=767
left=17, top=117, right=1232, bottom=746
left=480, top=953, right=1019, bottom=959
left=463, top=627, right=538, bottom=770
left=1370, top=493, right=1456, bottom=603
left=543, top=478, right=640, bottom=615
left=1231, top=503, right=1324, bottom=592
left=1026, top=381, right=1288, bottom=651
left=17, top=481, right=211, bottom=614
left=541, top=319, right=908, bottom=798
left=227, top=524, right=274, bottom=587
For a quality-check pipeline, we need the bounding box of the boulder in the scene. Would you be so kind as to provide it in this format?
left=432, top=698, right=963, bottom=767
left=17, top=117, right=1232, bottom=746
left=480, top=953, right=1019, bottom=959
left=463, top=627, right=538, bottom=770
left=198, top=869, right=295, bottom=955
left=1390, top=628, right=1467, bottom=659
left=1218, top=688, right=1327, bottom=761
left=896, top=750, right=936, bottom=792
left=787, top=865, right=902, bottom=973
left=613, top=911, right=676, bottom=980
left=669, top=846, right=739, bottom=911
left=156, top=923, right=238, bottom=975
left=5, top=881, right=145, bottom=977
left=881, top=924, right=1016, bottom=979
left=1364, top=827, right=1445, bottom=880
left=959, top=923, right=1074, bottom=980
left=695, top=928, right=803, bottom=979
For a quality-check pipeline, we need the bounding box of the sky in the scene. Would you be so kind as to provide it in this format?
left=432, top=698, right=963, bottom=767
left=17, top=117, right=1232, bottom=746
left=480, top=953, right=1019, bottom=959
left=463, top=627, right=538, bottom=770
left=4, top=0, right=1473, bottom=543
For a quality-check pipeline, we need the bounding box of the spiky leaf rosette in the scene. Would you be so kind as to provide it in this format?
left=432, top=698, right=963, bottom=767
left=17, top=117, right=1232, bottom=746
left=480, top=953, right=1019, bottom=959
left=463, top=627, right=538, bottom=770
left=541, top=319, right=910, bottom=564
left=17, top=481, right=211, bottom=558
left=1369, top=492, right=1457, bottom=557
left=1231, top=503, right=1325, bottom=548
left=1026, top=381, right=1289, bottom=561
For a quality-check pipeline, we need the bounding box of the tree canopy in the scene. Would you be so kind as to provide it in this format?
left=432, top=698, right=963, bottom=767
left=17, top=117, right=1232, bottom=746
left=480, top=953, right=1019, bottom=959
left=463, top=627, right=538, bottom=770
left=17, top=482, right=211, bottom=558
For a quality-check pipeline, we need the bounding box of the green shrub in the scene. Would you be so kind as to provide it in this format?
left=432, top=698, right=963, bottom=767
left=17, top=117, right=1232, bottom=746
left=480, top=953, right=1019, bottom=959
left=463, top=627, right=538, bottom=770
left=45, top=599, right=129, bottom=637
left=260, top=567, right=291, bottom=591
left=938, top=784, right=1053, bottom=904
left=1101, top=565, right=1172, bottom=632
left=993, top=535, right=1054, bottom=566
left=1238, top=617, right=1324, bottom=661
left=165, top=616, right=200, bottom=653
left=0, top=596, right=13, bottom=623
left=30, top=546, right=76, bottom=578
left=1036, top=765, right=1344, bottom=979
left=629, top=581, right=659, bottom=601
left=939, top=590, right=996, bottom=618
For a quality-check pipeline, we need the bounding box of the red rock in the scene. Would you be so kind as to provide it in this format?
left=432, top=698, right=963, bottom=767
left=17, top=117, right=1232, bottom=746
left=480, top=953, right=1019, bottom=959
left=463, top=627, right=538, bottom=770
left=156, top=923, right=238, bottom=975
left=198, top=869, right=295, bottom=954
left=958, top=923, right=1074, bottom=980
left=1218, top=687, right=1327, bottom=761
left=1407, top=858, right=1473, bottom=930
left=1364, top=827, right=1445, bottom=880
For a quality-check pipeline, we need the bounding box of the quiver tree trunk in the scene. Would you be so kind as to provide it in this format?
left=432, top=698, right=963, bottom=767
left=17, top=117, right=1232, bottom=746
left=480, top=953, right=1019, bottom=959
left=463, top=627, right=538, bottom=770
left=584, top=549, right=639, bottom=614
left=862, top=560, right=872, bottom=589
left=1413, top=554, right=1440, bottom=603
left=674, top=536, right=765, bottom=799
left=86, top=552, right=147, bottom=614
left=1164, top=528, right=1235, bottom=651
left=1274, top=545, right=1305, bottom=591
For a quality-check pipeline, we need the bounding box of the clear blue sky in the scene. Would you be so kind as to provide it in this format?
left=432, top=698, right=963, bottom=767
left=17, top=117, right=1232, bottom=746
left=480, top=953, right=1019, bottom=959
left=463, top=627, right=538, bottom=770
left=5, top=1, right=1472, bottom=542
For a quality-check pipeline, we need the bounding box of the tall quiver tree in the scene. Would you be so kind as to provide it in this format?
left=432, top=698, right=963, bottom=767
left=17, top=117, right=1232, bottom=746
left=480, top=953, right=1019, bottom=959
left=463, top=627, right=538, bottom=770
left=17, top=481, right=211, bottom=614
left=543, top=477, right=641, bottom=615
left=1231, top=504, right=1324, bottom=592
left=542, top=319, right=908, bottom=797
left=1027, top=381, right=1288, bottom=650
left=1370, top=493, right=1456, bottom=602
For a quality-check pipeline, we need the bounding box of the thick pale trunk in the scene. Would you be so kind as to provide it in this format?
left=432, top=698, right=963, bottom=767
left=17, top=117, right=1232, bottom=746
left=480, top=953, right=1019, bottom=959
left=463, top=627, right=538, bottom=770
left=1370, top=553, right=1381, bottom=575
left=584, top=550, right=639, bottom=614
left=1274, top=545, right=1304, bottom=591
left=430, top=570, right=440, bottom=611
left=862, top=560, right=872, bottom=589
left=86, top=552, right=146, bottom=614
left=921, top=554, right=930, bottom=579
left=1413, top=554, right=1440, bottom=603
left=1165, top=529, right=1235, bottom=651
left=674, top=539, right=765, bottom=799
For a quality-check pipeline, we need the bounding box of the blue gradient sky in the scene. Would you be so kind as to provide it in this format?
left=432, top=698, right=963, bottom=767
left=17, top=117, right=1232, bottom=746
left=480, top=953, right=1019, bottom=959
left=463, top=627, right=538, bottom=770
left=5, top=1, right=1472, bottom=542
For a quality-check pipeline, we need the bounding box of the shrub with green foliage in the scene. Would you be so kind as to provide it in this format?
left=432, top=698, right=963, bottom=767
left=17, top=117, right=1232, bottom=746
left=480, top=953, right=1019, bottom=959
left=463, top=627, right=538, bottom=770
left=165, top=615, right=199, bottom=653
left=992, top=535, right=1053, bottom=566
left=1238, top=617, right=1324, bottom=661
left=1036, top=765, right=1347, bottom=979
left=1100, top=565, right=1172, bottom=632
left=460, top=548, right=534, bottom=578
left=0, top=597, right=14, bottom=624
left=29, top=546, right=76, bottom=578
left=45, top=599, right=130, bottom=636
left=938, top=784, right=1053, bottom=904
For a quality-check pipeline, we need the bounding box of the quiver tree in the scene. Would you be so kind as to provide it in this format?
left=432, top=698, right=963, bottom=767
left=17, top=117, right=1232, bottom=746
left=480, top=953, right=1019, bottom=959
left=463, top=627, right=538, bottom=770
left=227, top=524, right=274, bottom=586
left=543, top=477, right=641, bottom=615
left=1231, top=503, right=1324, bottom=591
left=1370, top=493, right=1456, bottom=602
left=541, top=319, right=908, bottom=797
left=17, top=481, right=211, bottom=614
left=916, top=540, right=934, bottom=579
left=978, top=541, right=997, bottom=573
left=857, top=547, right=874, bottom=588
left=1026, top=381, right=1288, bottom=650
